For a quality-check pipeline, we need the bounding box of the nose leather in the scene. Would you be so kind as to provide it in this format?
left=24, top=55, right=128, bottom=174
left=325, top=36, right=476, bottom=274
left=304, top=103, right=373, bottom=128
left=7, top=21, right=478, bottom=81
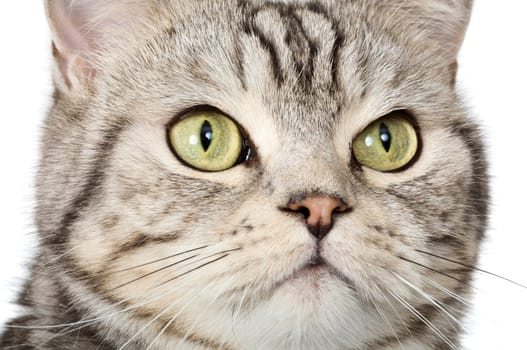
left=287, top=195, right=348, bottom=239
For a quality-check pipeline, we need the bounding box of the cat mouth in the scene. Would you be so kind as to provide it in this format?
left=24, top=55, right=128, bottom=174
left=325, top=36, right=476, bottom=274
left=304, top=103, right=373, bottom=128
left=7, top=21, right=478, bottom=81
left=274, top=255, right=357, bottom=293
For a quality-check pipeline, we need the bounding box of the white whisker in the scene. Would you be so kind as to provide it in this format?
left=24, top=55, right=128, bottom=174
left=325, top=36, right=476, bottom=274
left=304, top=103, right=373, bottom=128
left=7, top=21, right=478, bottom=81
left=389, top=291, right=458, bottom=350
left=145, top=279, right=218, bottom=350
left=117, top=283, right=206, bottom=350
left=421, top=275, right=472, bottom=306
left=372, top=296, right=405, bottom=350
left=392, top=272, right=466, bottom=331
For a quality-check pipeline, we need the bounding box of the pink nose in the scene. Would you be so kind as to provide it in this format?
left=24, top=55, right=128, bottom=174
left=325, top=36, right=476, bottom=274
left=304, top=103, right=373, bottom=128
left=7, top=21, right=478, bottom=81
left=287, top=195, right=349, bottom=239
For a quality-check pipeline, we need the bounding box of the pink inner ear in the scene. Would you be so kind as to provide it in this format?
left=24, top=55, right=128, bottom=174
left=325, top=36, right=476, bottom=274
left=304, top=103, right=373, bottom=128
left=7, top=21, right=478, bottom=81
left=45, top=0, right=149, bottom=91
left=45, top=0, right=116, bottom=90
left=46, top=0, right=95, bottom=57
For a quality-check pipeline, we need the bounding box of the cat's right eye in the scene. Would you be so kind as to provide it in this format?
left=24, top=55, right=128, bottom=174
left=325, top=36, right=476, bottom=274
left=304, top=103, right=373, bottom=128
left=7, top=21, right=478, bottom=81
left=168, top=110, right=247, bottom=172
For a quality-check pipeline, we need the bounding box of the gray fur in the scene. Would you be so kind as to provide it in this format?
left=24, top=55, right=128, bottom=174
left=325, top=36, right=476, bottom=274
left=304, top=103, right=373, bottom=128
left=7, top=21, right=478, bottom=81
left=1, top=1, right=487, bottom=349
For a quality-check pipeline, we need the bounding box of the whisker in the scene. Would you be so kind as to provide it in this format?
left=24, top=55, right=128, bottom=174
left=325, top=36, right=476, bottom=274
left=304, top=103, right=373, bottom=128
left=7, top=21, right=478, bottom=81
left=155, top=253, right=232, bottom=289
left=108, top=254, right=200, bottom=292
left=352, top=257, right=414, bottom=342
left=7, top=248, right=237, bottom=348
left=9, top=285, right=182, bottom=347
left=114, top=245, right=209, bottom=273
left=12, top=254, right=208, bottom=333
left=371, top=296, right=405, bottom=350
left=37, top=322, right=101, bottom=349
left=36, top=275, right=211, bottom=349
left=33, top=245, right=210, bottom=287
left=378, top=290, right=414, bottom=340
left=172, top=278, right=232, bottom=350
left=5, top=248, right=239, bottom=332
left=227, top=274, right=262, bottom=346
left=231, top=278, right=251, bottom=325
left=391, top=272, right=466, bottom=331
left=117, top=300, right=179, bottom=350
left=419, top=273, right=519, bottom=340
left=117, top=285, right=205, bottom=350
left=397, top=256, right=470, bottom=287
left=65, top=248, right=240, bottom=323
left=120, top=252, right=234, bottom=350
left=389, top=291, right=458, bottom=350
left=28, top=244, right=213, bottom=315
left=421, top=276, right=472, bottom=307
left=33, top=248, right=75, bottom=271
left=144, top=297, right=195, bottom=350
left=145, top=270, right=229, bottom=350
left=415, top=249, right=527, bottom=289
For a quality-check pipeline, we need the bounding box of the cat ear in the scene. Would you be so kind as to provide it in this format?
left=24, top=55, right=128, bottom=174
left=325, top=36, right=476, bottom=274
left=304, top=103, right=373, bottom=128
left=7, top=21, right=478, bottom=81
left=44, top=0, right=152, bottom=93
left=383, top=0, right=473, bottom=59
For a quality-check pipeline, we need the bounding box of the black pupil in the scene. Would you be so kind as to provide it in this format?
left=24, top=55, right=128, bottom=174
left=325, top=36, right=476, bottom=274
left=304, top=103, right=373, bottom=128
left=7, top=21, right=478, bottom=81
left=379, top=123, right=391, bottom=152
left=200, top=120, right=213, bottom=152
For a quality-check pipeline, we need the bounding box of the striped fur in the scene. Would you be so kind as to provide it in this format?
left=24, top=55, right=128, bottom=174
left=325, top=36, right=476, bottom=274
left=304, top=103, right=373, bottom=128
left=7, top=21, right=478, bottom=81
left=1, top=1, right=487, bottom=349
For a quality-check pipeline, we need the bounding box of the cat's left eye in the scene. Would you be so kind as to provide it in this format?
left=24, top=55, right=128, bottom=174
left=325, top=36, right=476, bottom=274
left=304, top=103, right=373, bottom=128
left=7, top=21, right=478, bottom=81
left=352, top=112, right=419, bottom=172
left=168, top=110, right=247, bottom=172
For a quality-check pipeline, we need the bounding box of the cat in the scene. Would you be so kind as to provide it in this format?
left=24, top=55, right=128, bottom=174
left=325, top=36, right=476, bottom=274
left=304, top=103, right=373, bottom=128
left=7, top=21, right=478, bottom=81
left=0, top=0, right=488, bottom=349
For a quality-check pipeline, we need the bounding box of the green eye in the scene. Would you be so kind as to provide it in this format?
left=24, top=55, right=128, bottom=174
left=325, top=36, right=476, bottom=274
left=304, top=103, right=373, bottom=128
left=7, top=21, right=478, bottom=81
left=352, top=113, right=418, bottom=172
left=168, top=110, right=244, bottom=172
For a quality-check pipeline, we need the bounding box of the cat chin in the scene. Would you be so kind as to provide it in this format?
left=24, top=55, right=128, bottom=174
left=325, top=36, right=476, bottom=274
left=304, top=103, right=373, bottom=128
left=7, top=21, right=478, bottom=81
left=226, top=272, right=382, bottom=350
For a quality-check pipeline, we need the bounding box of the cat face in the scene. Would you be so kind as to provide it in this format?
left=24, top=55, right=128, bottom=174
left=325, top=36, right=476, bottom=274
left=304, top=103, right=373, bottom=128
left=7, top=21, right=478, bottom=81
left=39, top=0, right=486, bottom=348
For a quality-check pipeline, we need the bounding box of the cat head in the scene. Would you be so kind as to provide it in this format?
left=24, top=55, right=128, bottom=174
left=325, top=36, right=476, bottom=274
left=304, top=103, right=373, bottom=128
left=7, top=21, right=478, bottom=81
left=39, top=0, right=486, bottom=348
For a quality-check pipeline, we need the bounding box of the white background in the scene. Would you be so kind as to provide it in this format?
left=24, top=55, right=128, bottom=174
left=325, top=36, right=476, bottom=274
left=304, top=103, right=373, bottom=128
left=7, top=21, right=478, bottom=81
left=0, top=2, right=526, bottom=349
